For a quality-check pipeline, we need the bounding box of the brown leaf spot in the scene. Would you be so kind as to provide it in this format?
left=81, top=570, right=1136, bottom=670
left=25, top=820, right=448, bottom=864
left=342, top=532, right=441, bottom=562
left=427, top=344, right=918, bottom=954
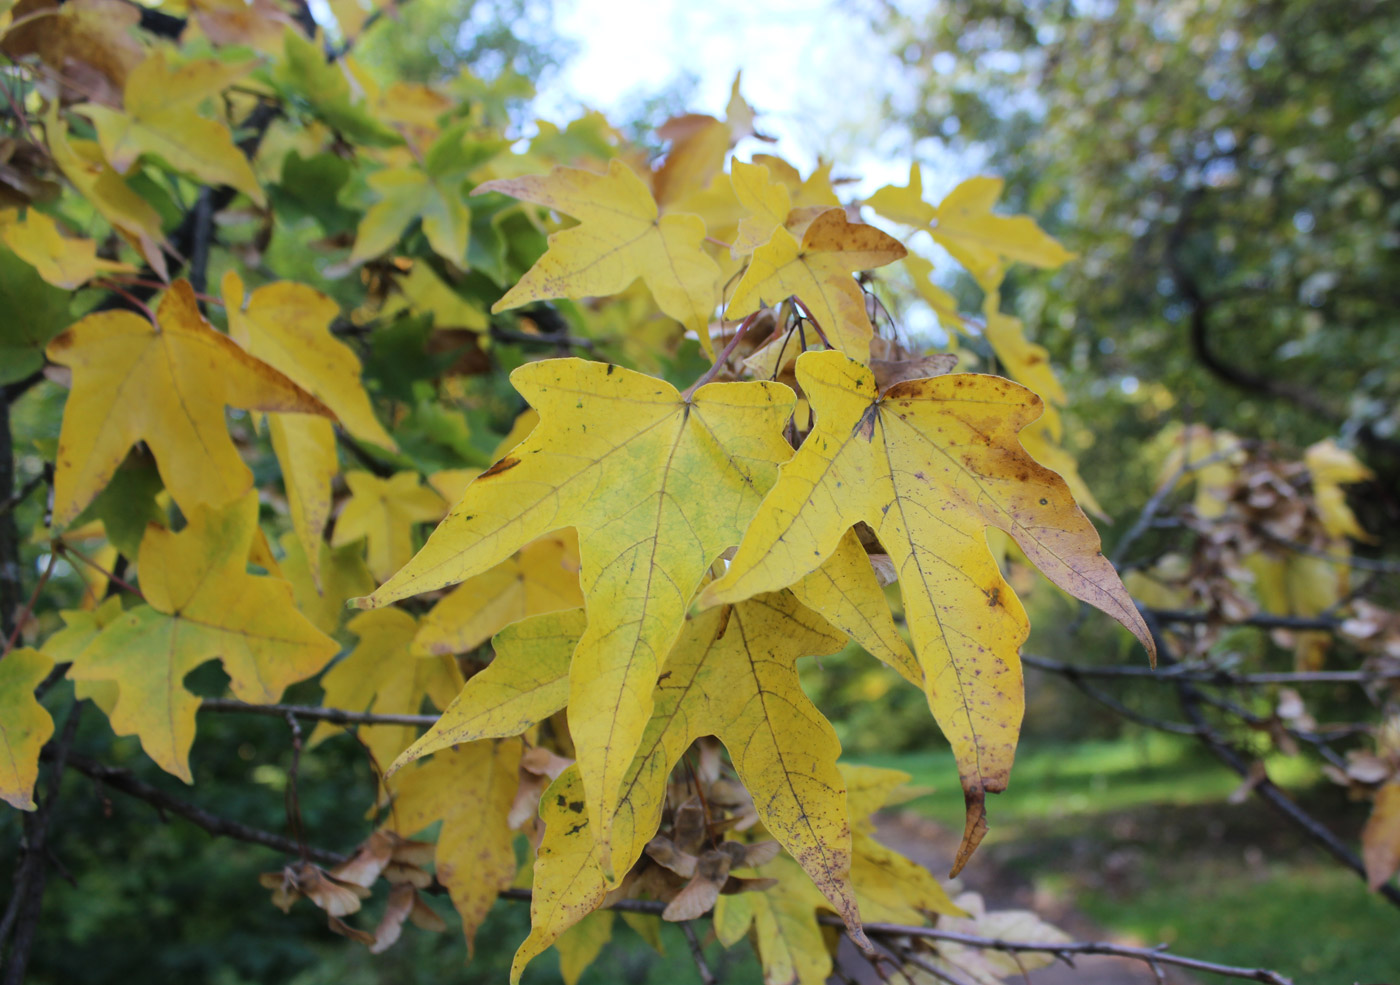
left=479, top=456, right=520, bottom=478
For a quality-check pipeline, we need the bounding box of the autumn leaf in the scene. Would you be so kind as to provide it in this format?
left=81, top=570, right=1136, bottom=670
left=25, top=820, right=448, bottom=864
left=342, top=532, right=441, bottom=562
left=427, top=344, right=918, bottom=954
left=412, top=531, right=582, bottom=657
left=40, top=597, right=125, bottom=717
left=1, top=0, right=143, bottom=107
left=267, top=414, right=338, bottom=589
left=930, top=176, right=1074, bottom=290
left=46, top=280, right=332, bottom=526
left=277, top=531, right=376, bottom=637
left=356, top=358, right=794, bottom=875
left=64, top=493, right=338, bottom=781
left=714, top=855, right=832, bottom=985
left=350, top=123, right=501, bottom=267
left=1, top=209, right=135, bottom=289
left=511, top=765, right=605, bottom=982
left=0, top=245, right=72, bottom=385
left=790, top=529, right=921, bottom=688
left=389, top=738, right=522, bottom=951
left=222, top=271, right=394, bottom=450
left=476, top=160, right=722, bottom=353
left=729, top=160, right=792, bottom=256
left=308, top=608, right=462, bottom=769
left=1363, top=782, right=1400, bottom=890
left=554, top=910, right=615, bottom=985
left=726, top=207, right=906, bottom=362
left=703, top=351, right=1152, bottom=871
left=45, top=113, right=170, bottom=278
left=391, top=608, right=584, bottom=773
left=916, top=891, right=1071, bottom=985
left=865, top=163, right=936, bottom=228
left=607, top=592, right=867, bottom=943
left=0, top=648, right=55, bottom=811
left=332, top=471, right=447, bottom=583
left=79, top=52, right=263, bottom=205
left=1305, top=439, right=1374, bottom=542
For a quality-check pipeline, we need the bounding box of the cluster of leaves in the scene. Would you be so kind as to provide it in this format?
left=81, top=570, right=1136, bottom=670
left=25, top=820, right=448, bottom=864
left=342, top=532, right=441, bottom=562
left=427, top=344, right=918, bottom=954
left=1122, top=427, right=1400, bottom=890
left=0, top=4, right=1157, bottom=982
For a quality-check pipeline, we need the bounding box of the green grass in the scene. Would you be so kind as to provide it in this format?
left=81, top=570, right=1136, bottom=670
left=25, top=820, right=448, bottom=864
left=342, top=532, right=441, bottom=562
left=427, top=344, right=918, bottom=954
left=857, top=737, right=1400, bottom=983
left=857, top=731, right=1321, bottom=839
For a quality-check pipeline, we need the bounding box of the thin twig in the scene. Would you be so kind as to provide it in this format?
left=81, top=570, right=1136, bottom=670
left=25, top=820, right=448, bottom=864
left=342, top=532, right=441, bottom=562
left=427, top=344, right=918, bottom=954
left=54, top=749, right=346, bottom=868
left=200, top=698, right=439, bottom=728
left=1111, top=445, right=1242, bottom=569
left=679, top=920, right=718, bottom=985
left=682, top=311, right=761, bottom=399
left=1146, top=607, right=1339, bottom=632
left=1, top=550, right=56, bottom=657
left=1, top=701, right=82, bottom=983
left=55, top=542, right=145, bottom=600
left=1021, top=653, right=1400, bottom=686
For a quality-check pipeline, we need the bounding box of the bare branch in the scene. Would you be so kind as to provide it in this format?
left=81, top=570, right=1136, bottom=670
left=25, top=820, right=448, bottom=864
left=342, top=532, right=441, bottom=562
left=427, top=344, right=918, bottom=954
left=200, top=698, right=440, bottom=728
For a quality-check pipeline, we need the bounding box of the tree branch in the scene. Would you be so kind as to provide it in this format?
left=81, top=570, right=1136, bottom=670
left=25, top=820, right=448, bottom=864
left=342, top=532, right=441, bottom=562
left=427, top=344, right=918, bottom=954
left=55, top=749, right=346, bottom=868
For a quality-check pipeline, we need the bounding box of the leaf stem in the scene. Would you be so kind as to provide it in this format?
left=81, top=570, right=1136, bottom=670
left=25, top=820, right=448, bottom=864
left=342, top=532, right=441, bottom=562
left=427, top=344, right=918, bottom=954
left=682, top=311, right=761, bottom=399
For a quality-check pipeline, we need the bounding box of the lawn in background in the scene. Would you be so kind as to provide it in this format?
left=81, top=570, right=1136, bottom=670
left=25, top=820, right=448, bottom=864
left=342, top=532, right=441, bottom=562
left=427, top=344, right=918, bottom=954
left=860, top=733, right=1399, bottom=983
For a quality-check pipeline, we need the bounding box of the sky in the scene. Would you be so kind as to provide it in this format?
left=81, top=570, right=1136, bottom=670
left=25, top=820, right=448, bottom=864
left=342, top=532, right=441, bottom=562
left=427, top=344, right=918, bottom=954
left=532, top=0, right=958, bottom=199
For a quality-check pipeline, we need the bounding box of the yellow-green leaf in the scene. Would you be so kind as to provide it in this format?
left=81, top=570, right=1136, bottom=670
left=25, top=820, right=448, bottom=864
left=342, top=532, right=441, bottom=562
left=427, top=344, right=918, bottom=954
left=80, top=51, right=264, bottom=206
left=1, top=209, right=135, bottom=289
left=46, top=280, right=332, bottom=526
left=278, top=531, right=376, bottom=637
left=356, top=358, right=794, bottom=875
left=605, top=592, right=866, bottom=943
left=391, top=739, right=522, bottom=951
left=65, top=493, right=338, bottom=781
left=555, top=910, right=615, bottom=985
left=413, top=532, right=582, bottom=657
left=332, top=471, right=447, bottom=583
left=223, top=271, right=395, bottom=450
left=931, top=176, right=1074, bottom=290
left=478, top=160, right=722, bottom=353
left=729, top=159, right=792, bottom=256
left=726, top=207, right=905, bottom=362
left=309, top=608, right=462, bottom=768
left=703, top=351, right=1152, bottom=872
left=0, top=648, right=55, bottom=811
left=865, top=163, right=936, bottom=228
left=511, top=765, right=606, bottom=983
left=389, top=608, right=583, bottom=774
left=268, top=414, right=339, bottom=591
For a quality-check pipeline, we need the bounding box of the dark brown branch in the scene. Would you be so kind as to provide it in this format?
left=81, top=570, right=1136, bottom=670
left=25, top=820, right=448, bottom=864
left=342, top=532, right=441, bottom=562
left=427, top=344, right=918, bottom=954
left=1145, top=607, right=1339, bottom=631
left=200, top=698, right=440, bottom=727
left=1, top=701, right=82, bottom=984
left=1021, top=653, right=1400, bottom=687
left=679, top=920, right=718, bottom=985
left=334, top=430, right=397, bottom=479
left=496, top=890, right=1294, bottom=984
left=56, top=750, right=345, bottom=868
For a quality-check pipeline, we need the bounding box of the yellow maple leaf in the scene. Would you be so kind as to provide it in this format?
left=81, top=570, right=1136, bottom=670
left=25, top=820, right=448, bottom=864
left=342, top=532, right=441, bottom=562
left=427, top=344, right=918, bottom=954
left=332, top=471, right=448, bottom=583
left=1363, top=782, right=1400, bottom=890
left=413, top=532, right=582, bottom=657
left=355, top=358, right=794, bottom=875
left=392, top=739, right=523, bottom=952
left=477, top=160, right=722, bottom=354
left=223, top=271, right=394, bottom=449
left=46, top=113, right=169, bottom=279
left=703, top=351, right=1153, bottom=872
left=40, top=596, right=126, bottom=717
left=0, top=209, right=135, bottom=288
left=46, top=280, right=332, bottom=526
left=0, top=648, right=55, bottom=810
left=511, top=765, right=602, bottom=983
left=606, top=593, right=865, bottom=941
left=1304, top=439, right=1374, bottom=542
left=309, top=608, right=462, bottom=768
left=350, top=123, right=499, bottom=266
left=727, top=207, right=906, bottom=362
left=931, top=176, right=1075, bottom=290
left=80, top=51, right=264, bottom=206
left=64, top=493, right=338, bottom=781
left=267, top=414, right=338, bottom=590
left=790, top=530, right=921, bottom=688
left=714, top=855, right=831, bottom=985
left=277, top=531, right=375, bottom=637
left=391, top=608, right=583, bottom=773
left=865, top=162, right=937, bottom=228
left=554, top=910, right=615, bottom=985
left=729, top=160, right=793, bottom=257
